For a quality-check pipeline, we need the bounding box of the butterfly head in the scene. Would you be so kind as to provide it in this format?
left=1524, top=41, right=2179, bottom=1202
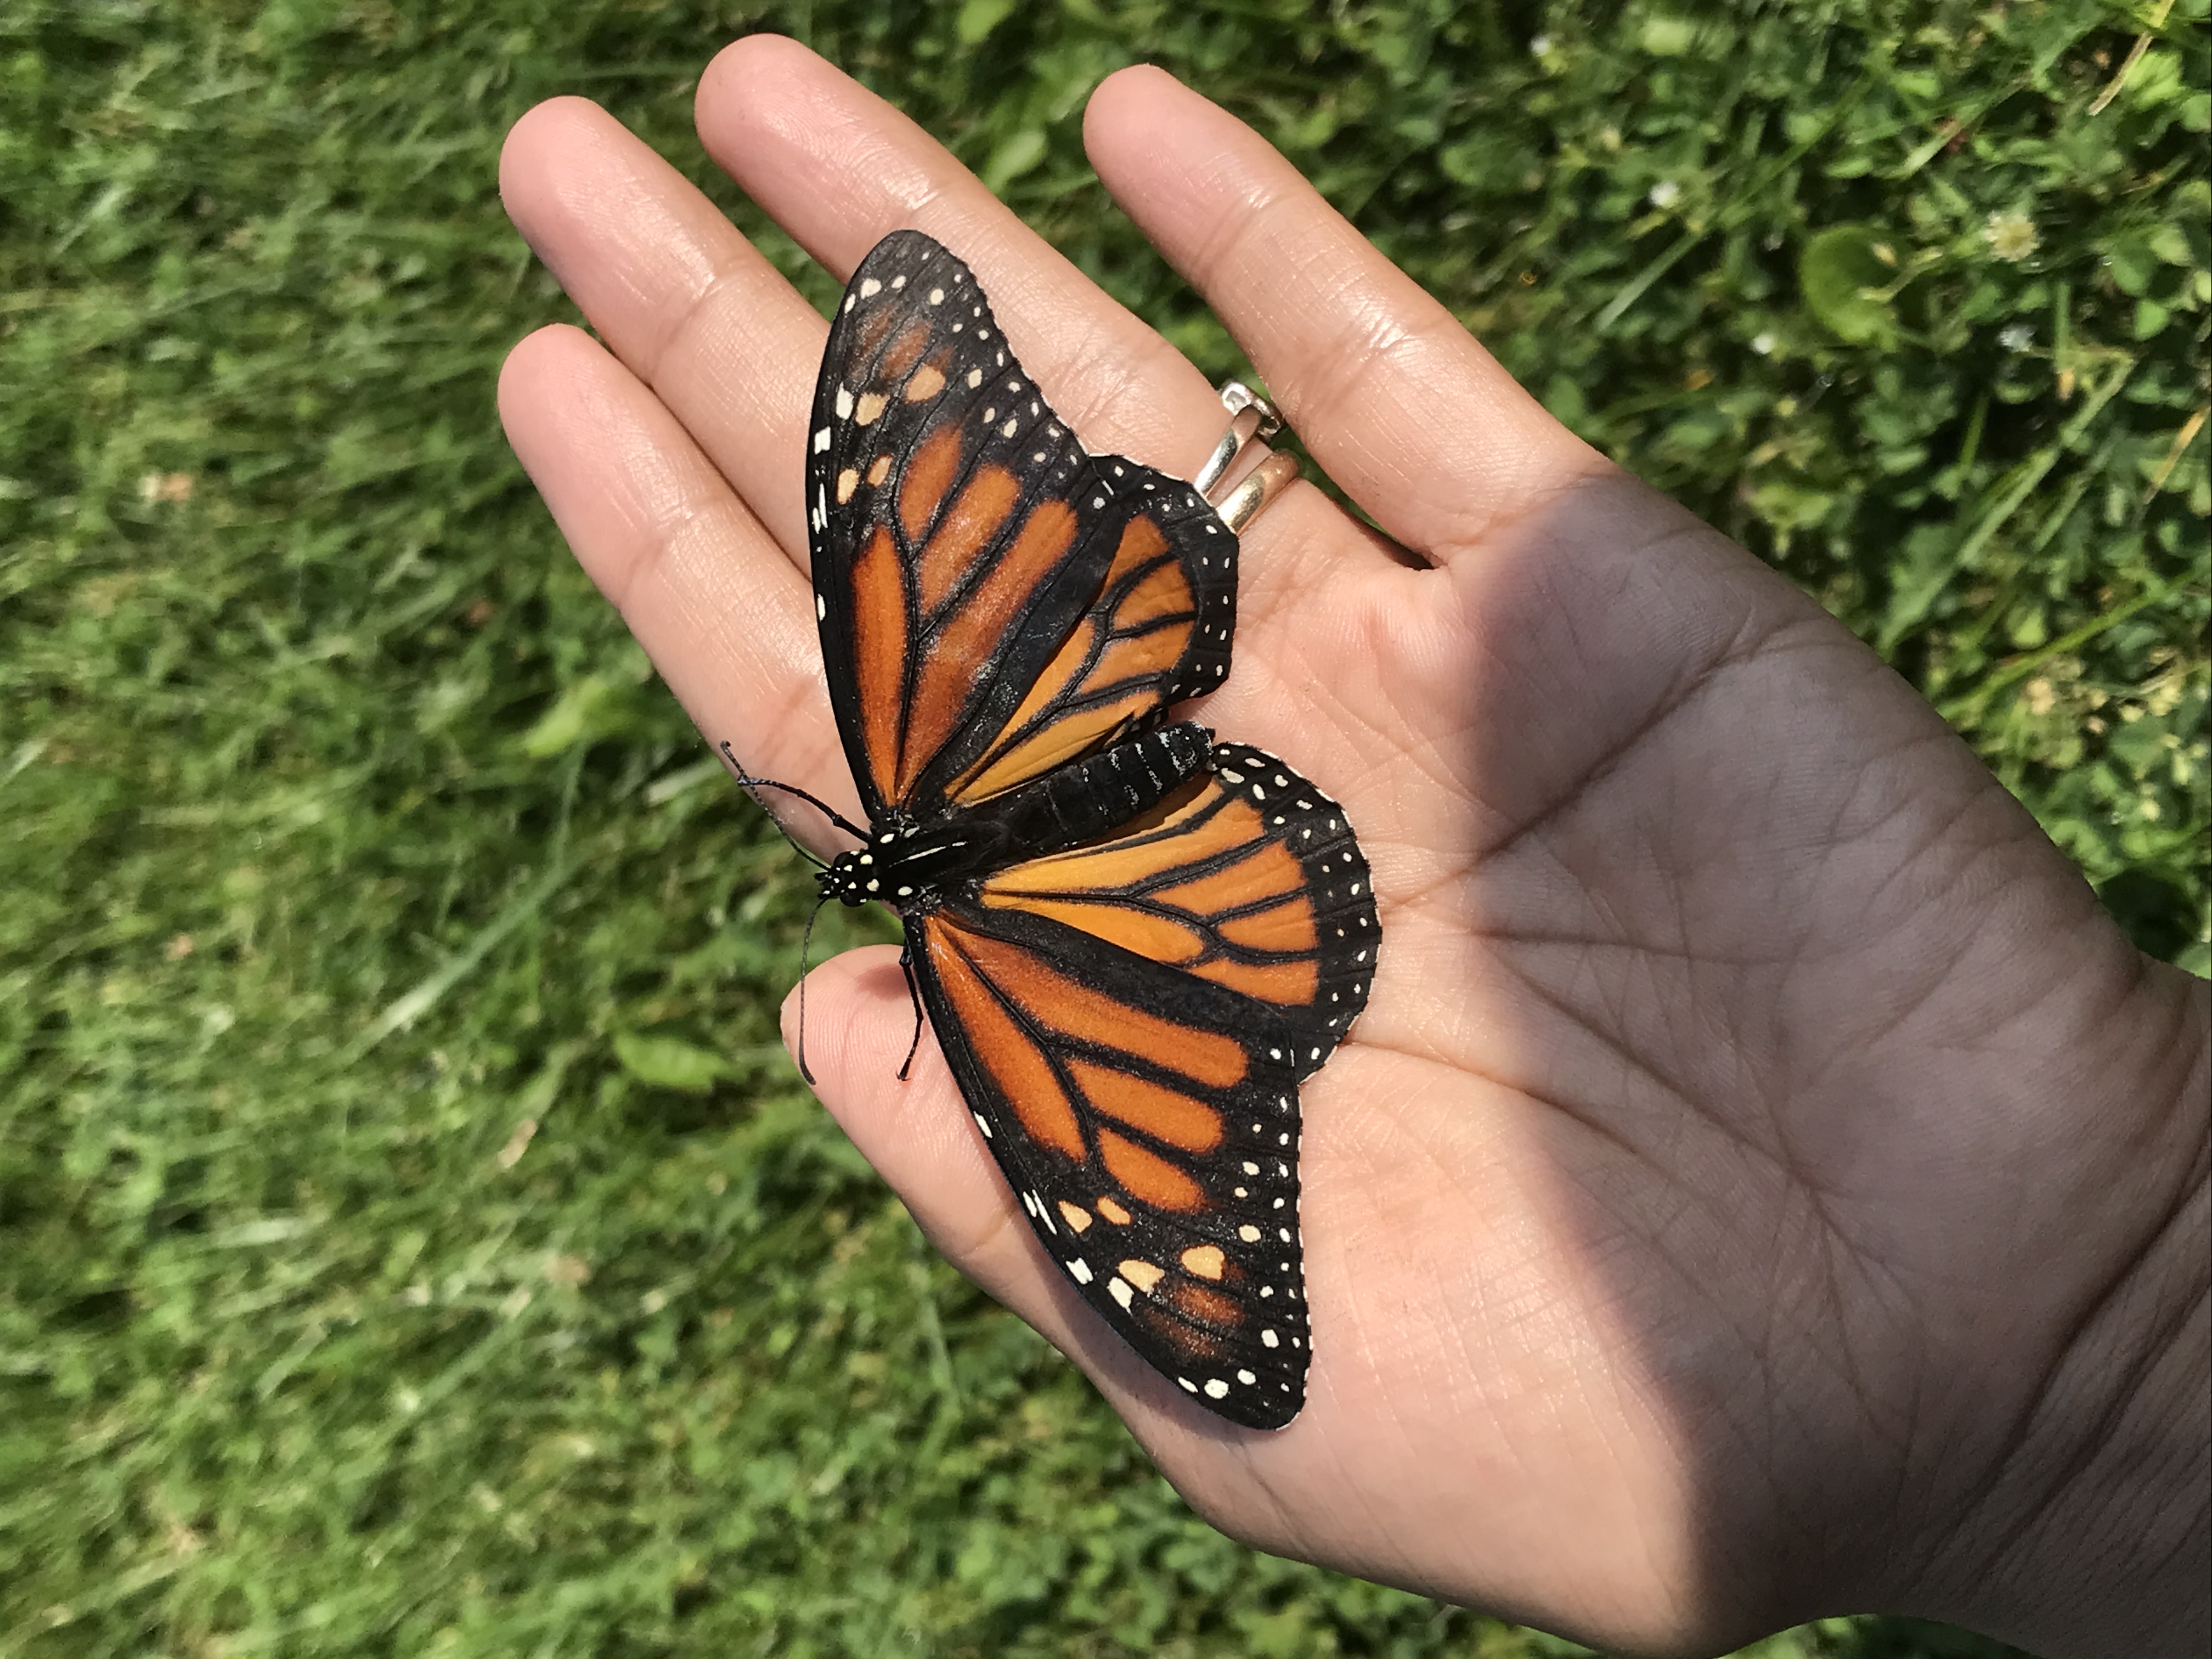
left=817, top=848, right=876, bottom=909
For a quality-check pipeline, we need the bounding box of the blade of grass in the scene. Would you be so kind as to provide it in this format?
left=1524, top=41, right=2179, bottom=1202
left=346, top=856, right=573, bottom=1059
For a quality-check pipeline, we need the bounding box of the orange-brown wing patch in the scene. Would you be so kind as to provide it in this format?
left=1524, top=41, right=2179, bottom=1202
left=1190, top=955, right=1320, bottom=1005
left=979, top=787, right=1316, bottom=1006
left=945, top=922, right=1248, bottom=1089
left=897, top=489, right=1075, bottom=798
left=876, top=318, right=933, bottom=382
left=848, top=525, right=909, bottom=808
left=979, top=744, right=1379, bottom=1080
left=1164, top=1281, right=1243, bottom=1328
left=900, top=424, right=967, bottom=553
left=1216, top=896, right=1318, bottom=953
left=947, top=509, right=1228, bottom=804
left=1097, top=1130, right=1204, bottom=1211
left=910, top=460, right=1019, bottom=611
left=1139, top=1305, right=1227, bottom=1363
left=1008, top=898, right=1206, bottom=967
left=911, top=902, right=1312, bottom=1426
left=1068, top=1059, right=1224, bottom=1153
left=986, top=787, right=1261, bottom=896
left=927, top=918, right=1085, bottom=1161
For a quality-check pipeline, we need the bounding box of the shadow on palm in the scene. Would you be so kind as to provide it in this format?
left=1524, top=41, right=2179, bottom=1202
left=809, top=455, right=2141, bottom=1649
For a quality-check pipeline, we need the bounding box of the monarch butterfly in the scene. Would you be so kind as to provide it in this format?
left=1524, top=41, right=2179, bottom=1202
left=735, top=230, right=1377, bottom=1429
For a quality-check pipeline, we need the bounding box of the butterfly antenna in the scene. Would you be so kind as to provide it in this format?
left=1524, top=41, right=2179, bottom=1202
left=717, top=741, right=868, bottom=854
left=896, top=950, right=926, bottom=1082
left=792, top=892, right=828, bottom=1086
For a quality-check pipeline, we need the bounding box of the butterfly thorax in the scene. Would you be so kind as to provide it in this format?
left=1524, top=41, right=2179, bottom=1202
left=819, top=721, right=1215, bottom=915
left=817, top=821, right=1007, bottom=912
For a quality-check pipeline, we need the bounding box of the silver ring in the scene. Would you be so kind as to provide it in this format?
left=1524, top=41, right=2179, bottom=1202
left=1194, top=381, right=1294, bottom=533
left=1211, top=451, right=1300, bottom=535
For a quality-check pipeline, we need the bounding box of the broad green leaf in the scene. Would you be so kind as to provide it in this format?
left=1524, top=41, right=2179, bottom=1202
left=955, top=0, right=1018, bottom=45
left=2103, top=232, right=2160, bottom=296
left=612, top=1031, right=733, bottom=1093
left=521, top=674, right=613, bottom=758
left=1799, top=225, right=1899, bottom=346
left=979, top=128, right=1047, bottom=195
left=2145, top=223, right=2192, bottom=266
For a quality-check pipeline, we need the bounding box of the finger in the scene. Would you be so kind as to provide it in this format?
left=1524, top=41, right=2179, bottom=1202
left=788, top=948, right=1257, bottom=1435
left=693, top=37, right=1260, bottom=509
left=496, top=323, right=859, bottom=833
left=1083, top=66, right=1611, bottom=562
left=499, top=94, right=823, bottom=567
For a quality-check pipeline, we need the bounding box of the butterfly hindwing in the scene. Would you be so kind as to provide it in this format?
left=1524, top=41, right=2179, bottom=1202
left=808, top=232, right=1235, bottom=821
left=973, top=743, right=1379, bottom=1079
left=911, top=902, right=1312, bottom=1429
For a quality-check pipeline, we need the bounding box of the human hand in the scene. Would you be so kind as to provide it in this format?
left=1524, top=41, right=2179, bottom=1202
left=497, top=38, right=2208, bottom=1657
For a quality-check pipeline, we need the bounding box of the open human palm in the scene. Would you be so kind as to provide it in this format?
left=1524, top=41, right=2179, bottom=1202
left=499, top=38, right=2206, bottom=1658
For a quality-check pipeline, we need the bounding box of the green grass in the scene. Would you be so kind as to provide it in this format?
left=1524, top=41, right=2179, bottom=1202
left=1, top=1, right=2202, bottom=1655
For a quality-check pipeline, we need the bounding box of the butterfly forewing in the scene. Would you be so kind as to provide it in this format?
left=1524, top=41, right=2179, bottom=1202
left=911, top=904, right=1312, bottom=1428
left=941, top=482, right=1232, bottom=805
left=808, top=232, right=1235, bottom=820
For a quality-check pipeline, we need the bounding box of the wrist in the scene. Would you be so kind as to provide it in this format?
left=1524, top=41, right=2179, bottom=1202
left=1909, top=959, right=2209, bottom=1658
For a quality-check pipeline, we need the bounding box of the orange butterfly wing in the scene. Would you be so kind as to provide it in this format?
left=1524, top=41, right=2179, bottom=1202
left=911, top=902, right=1312, bottom=1427
left=972, top=742, right=1378, bottom=1078
left=908, top=745, right=1376, bottom=1426
left=806, top=232, right=1233, bottom=820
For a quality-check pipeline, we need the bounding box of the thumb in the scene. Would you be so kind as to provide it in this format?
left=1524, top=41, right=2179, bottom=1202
left=780, top=943, right=1019, bottom=1277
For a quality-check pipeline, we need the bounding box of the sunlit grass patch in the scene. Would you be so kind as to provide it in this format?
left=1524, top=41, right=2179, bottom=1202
left=3, top=2, right=2199, bottom=1654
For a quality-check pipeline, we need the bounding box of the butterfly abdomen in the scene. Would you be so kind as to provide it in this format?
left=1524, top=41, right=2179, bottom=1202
left=976, top=721, right=1213, bottom=860
left=821, top=724, right=1212, bottom=911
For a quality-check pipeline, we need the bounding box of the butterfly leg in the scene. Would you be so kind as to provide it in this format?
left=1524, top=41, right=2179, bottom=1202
left=896, top=943, right=927, bottom=1082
